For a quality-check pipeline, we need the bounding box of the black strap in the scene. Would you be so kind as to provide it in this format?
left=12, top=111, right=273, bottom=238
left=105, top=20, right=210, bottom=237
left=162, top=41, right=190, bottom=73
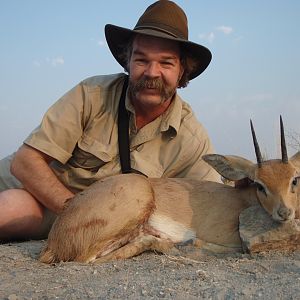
left=118, top=76, right=131, bottom=173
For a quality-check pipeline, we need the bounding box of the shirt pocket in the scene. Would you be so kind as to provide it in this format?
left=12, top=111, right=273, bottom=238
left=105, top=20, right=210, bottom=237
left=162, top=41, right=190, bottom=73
left=67, top=134, right=116, bottom=172
left=131, top=150, right=164, bottom=178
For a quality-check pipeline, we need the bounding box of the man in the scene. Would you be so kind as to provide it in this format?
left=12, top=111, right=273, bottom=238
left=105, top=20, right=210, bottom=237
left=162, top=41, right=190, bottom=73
left=0, top=0, right=219, bottom=241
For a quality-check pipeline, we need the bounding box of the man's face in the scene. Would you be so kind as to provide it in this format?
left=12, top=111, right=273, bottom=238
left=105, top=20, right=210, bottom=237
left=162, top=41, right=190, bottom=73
left=128, top=34, right=183, bottom=108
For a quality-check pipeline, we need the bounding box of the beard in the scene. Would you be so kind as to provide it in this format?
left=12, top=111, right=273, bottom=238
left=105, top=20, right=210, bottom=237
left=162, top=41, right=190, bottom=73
left=128, top=76, right=177, bottom=104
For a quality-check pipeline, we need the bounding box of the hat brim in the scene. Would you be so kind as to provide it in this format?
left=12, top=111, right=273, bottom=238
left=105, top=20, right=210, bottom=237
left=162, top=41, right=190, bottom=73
left=105, top=24, right=212, bottom=80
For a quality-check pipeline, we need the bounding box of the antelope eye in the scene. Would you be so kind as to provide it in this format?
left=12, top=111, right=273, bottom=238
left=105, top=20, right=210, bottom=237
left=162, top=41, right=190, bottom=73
left=292, top=177, right=299, bottom=186
left=255, top=182, right=267, bottom=195
left=291, top=177, right=299, bottom=193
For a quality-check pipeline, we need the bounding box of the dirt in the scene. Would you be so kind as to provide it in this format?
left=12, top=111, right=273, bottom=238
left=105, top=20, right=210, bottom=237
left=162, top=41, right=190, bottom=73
left=0, top=240, right=299, bottom=299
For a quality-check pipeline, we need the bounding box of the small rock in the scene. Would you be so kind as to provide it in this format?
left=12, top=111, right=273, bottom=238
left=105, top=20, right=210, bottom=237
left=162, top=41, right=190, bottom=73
left=239, top=205, right=300, bottom=253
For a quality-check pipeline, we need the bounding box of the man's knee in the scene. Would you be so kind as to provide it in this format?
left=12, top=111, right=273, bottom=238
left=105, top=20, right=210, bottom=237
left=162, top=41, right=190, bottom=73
left=1, top=188, right=42, bottom=212
left=0, top=189, right=56, bottom=241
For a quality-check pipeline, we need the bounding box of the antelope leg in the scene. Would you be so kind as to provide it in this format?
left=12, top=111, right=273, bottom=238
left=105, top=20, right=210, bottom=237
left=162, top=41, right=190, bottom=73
left=92, top=235, right=174, bottom=264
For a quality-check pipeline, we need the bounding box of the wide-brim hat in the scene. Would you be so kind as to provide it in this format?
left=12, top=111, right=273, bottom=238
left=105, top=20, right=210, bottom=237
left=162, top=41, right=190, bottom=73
left=105, top=0, right=212, bottom=81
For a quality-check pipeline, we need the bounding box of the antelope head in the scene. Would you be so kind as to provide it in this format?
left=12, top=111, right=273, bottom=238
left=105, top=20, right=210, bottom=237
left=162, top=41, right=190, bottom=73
left=203, top=116, right=300, bottom=223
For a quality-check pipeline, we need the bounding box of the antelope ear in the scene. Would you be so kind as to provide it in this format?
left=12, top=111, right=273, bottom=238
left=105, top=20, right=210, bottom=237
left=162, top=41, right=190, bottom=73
left=203, top=154, right=255, bottom=181
left=290, top=151, right=300, bottom=171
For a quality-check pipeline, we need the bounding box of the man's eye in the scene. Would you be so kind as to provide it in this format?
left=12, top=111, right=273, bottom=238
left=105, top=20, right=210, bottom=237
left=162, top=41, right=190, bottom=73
left=161, top=61, right=174, bottom=67
left=135, top=59, right=146, bottom=64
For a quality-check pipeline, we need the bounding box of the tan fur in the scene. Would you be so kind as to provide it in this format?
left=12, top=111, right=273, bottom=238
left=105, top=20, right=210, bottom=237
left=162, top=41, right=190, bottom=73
left=39, top=152, right=300, bottom=264
left=149, top=179, right=256, bottom=248
left=255, top=160, right=299, bottom=220
left=40, top=174, right=155, bottom=263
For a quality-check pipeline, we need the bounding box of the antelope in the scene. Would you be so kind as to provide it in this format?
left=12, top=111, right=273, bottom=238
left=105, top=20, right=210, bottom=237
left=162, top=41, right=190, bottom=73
left=39, top=117, right=300, bottom=263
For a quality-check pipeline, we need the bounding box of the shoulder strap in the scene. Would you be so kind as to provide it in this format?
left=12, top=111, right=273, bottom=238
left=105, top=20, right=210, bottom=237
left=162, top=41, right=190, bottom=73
left=118, top=76, right=131, bottom=174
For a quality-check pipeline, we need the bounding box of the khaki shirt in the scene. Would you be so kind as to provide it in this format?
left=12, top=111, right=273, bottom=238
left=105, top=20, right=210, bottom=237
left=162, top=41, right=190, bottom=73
left=21, top=73, right=219, bottom=192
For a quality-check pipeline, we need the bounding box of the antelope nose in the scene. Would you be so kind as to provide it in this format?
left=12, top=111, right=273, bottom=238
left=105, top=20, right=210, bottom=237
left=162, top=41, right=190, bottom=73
left=277, top=207, right=293, bottom=220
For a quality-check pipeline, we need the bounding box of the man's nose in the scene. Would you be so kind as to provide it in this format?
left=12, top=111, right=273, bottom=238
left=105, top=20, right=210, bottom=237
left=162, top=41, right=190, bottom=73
left=144, top=62, right=160, bottom=77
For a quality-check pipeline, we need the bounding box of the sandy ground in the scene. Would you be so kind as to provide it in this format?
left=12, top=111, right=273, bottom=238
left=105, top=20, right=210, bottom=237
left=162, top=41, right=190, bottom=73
left=0, top=240, right=299, bottom=299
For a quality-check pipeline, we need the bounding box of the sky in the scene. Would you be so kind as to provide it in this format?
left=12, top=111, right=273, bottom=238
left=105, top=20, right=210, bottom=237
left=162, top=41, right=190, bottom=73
left=1, top=0, right=300, bottom=161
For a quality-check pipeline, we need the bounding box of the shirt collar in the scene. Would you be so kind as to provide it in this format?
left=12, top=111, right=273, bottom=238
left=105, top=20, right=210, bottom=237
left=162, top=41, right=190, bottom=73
left=125, top=91, right=182, bottom=137
left=160, top=93, right=182, bottom=136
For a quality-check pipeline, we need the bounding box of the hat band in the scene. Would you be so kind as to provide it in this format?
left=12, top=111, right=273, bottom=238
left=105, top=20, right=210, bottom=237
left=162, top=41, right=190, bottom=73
left=134, top=25, right=186, bottom=40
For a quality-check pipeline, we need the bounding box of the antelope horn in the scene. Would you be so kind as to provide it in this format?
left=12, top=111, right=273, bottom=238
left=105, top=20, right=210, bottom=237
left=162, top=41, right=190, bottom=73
left=250, top=119, right=262, bottom=167
left=280, top=115, right=288, bottom=163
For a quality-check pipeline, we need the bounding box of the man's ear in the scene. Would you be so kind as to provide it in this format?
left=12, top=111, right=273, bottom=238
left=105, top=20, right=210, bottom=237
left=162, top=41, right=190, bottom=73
left=202, top=154, right=256, bottom=181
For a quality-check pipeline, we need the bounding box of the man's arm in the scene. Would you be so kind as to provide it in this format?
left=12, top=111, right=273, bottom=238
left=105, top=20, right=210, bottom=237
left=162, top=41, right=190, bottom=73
left=10, top=144, right=74, bottom=214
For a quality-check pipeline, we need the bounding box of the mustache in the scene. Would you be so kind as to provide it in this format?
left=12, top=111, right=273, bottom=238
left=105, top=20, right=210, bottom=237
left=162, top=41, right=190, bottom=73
left=131, top=77, right=165, bottom=93
left=128, top=76, right=177, bottom=103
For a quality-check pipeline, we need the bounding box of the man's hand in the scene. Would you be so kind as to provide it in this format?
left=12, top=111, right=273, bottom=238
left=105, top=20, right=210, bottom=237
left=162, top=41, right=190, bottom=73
left=10, top=144, right=74, bottom=214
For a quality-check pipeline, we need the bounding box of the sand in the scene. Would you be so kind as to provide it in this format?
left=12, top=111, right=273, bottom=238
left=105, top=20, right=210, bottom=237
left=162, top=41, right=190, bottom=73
left=0, top=240, right=299, bottom=299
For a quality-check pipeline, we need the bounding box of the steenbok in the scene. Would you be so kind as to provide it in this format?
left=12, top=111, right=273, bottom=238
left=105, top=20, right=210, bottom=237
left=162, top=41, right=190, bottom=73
left=40, top=117, right=300, bottom=263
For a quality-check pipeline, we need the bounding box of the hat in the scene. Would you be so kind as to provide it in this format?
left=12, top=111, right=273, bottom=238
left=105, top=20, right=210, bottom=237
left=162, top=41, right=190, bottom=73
left=105, top=0, right=212, bottom=80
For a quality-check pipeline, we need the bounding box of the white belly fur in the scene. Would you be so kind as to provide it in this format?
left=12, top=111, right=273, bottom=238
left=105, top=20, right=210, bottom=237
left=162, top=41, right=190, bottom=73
left=148, top=213, right=196, bottom=243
